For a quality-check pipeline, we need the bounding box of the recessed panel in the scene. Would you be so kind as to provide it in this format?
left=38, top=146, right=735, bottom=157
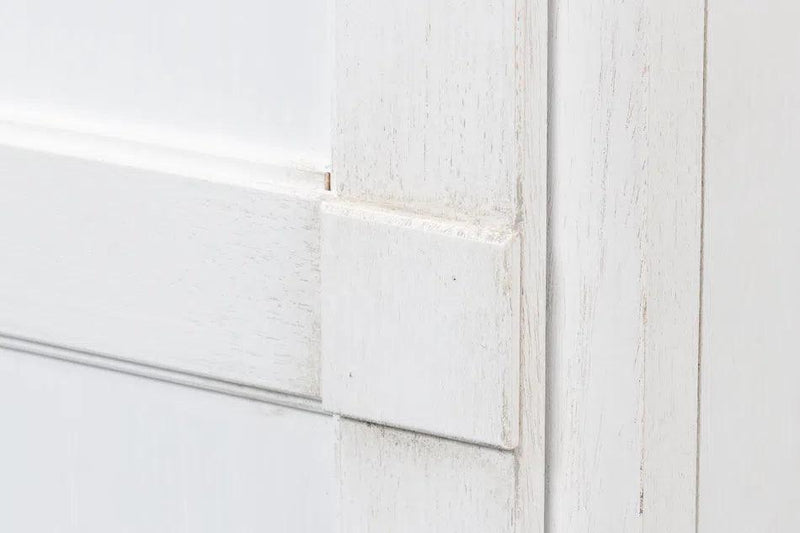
left=0, top=0, right=331, bottom=168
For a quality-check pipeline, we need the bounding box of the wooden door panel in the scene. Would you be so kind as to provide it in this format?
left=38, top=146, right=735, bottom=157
left=0, top=347, right=336, bottom=532
left=0, top=144, right=323, bottom=396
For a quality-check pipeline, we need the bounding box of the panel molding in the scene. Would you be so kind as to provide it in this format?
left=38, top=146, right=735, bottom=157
left=0, top=332, right=324, bottom=414
left=0, top=119, right=530, bottom=450
left=0, top=115, right=328, bottom=190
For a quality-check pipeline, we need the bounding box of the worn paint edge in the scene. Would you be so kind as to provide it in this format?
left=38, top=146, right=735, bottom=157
left=322, top=199, right=517, bottom=245
left=337, top=416, right=517, bottom=453
left=514, top=0, right=548, bottom=530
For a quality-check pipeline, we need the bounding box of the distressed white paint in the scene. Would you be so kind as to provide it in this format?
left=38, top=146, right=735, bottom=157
left=0, top=0, right=331, bottom=169
left=0, top=347, right=336, bottom=533
left=515, top=0, right=548, bottom=530
left=334, top=0, right=517, bottom=223
left=2, top=0, right=795, bottom=529
left=337, top=419, right=516, bottom=533
left=699, top=2, right=800, bottom=530
left=334, top=0, right=546, bottom=527
left=321, top=201, right=519, bottom=448
left=0, top=142, right=324, bottom=396
left=548, top=1, right=704, bottom=531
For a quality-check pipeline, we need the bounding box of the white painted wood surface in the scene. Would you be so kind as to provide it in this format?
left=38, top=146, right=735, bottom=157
left=699, top=2, right=800, bottom=531
left=0, top=333, right=325, bottom=414
left=334, top=0, right=517, bottom=224
left=515, top=0, right=548, bottom=530
left=0, top=142, right=324, bottom=397
left=548, top=1, right=704, bottom=531
left=0, top=347, right=336, bottom=533
left=321, top=202, right=519, bottom=448
left=337, top=419, right=516, bottom=533
left=0, top=0, right=552, bottom=530
left=333, top=0, right=546, bottom=528
left=0, top=0, right=331, bottom=169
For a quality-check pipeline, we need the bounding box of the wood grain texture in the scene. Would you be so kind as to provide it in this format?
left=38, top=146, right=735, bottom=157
left=0, top=143, right=324, bottom=397
left=321, top=201, right=519, bottom=448
left=548, top=0, right=704, bottom=531
left=334, top=0, right=547, bottom=526
left=337, top=418, right=516, bottom=533
left=514, top=0, right=548, bottom=530
left=0, top=347, right=336, bottom=533
left=334, top=0, right=517, bottom=223
left=699, top=2, right=800, bottom=530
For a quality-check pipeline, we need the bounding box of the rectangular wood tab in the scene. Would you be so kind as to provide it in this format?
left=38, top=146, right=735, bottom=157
left=321, top=201, right=519, bottom=448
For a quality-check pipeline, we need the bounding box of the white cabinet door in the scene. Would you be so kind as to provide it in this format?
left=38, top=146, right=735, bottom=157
left=0, top=2, right=337, bottom=530
left=0, top=1, right=546, bottom=532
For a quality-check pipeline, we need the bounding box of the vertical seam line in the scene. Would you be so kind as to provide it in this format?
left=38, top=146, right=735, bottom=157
left=694, top=0, right=710, bottom=531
